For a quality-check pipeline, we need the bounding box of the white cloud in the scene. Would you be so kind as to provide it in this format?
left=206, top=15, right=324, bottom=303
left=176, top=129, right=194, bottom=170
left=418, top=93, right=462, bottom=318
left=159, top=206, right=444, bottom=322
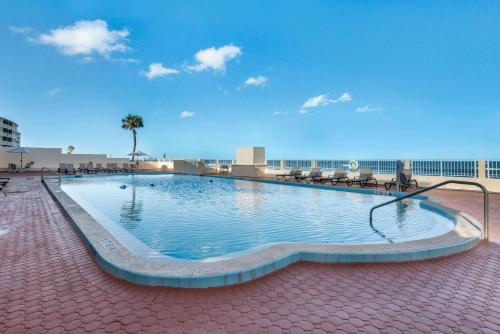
left=141, top=63, right=179, bottom=80
left=245, top=76, right=267, bottom=87
left=273, top=111, right=288, bottom=116
left=301, top=94, right=330, bottom=108
left=355, top=105, right=380, bottom=113
left=301, top=92, right=352, bottom=110
left=299, top=109, right=308, bottom=114
left=35, top=20, right=130, bottom=58
left=48, top=88, right=61, bottom=96
left=180, top=111, right=195, bottom=118
left=333, top=92, right=352, bottom=103
left=9, top=26, right=32, bottom=34
left=188, top=44, right=242, bottom=72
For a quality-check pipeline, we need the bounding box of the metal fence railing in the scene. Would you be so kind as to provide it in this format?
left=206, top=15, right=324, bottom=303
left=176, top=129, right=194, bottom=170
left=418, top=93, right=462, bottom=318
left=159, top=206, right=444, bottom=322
left=412, top=160, right=478, bottom=177
left=284, top=160, right=312, bottom=171
left=486, top=161, right=500, bottom=179
left=217, top=160, right=233, bottom=166
left=170, top=158, right=496, bottom=179
left=203, top=159, right=217, bottom=167
left=316, top=160, right=350, bottom=171
left=266, top=160, right=281, bottom=170
left=358, top=160, right=397, bottom=174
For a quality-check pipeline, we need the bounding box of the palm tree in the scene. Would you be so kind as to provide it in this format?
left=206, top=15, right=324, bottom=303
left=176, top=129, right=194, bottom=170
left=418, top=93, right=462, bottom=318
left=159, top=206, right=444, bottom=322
left=67, top=145, right=75, bottom=155
left=121, top=114, right=144, bottom=161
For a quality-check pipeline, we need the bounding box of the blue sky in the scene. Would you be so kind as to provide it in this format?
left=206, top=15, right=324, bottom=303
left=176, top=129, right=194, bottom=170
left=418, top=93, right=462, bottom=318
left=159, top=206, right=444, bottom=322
left=0, top=1, right=499, bottom=159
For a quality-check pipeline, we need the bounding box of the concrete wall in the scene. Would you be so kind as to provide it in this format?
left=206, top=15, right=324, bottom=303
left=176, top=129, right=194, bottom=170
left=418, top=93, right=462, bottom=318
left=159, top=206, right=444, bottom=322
left=138, top=161, right=174, bottom=171
left=0, top=147, right=62, bottom=170
left=62, top=154, right=108, bottom=167
left=0, top=147, right=129, bottom=171
left=106, top=157, right=131, bottom=167
left=235, top=147, right=265, bottom=165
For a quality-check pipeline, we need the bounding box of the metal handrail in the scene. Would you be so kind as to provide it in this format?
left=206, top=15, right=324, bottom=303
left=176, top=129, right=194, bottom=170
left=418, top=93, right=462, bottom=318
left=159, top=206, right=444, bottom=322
left=41, top=167, right=62, bottom=184
left=369, top=180, right=489, bottom=241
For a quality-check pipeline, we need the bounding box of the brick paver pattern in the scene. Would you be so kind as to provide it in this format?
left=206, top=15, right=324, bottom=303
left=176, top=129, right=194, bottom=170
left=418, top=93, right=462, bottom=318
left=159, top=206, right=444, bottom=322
left=1, top=177, right=500, bottom=333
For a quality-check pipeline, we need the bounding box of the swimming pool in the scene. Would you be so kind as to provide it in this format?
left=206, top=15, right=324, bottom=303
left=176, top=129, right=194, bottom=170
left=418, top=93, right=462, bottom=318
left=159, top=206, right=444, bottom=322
left=60, top=174, right=455, bottom=260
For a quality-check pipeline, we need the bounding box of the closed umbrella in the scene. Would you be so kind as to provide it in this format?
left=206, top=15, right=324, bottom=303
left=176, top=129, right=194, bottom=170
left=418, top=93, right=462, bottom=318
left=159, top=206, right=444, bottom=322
left=8, top=147, right=30, bottom=171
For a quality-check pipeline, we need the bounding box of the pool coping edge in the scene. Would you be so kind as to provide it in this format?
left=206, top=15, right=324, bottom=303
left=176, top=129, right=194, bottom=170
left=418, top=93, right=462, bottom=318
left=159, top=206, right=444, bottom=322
left=42, top=175, right=482, bottom=288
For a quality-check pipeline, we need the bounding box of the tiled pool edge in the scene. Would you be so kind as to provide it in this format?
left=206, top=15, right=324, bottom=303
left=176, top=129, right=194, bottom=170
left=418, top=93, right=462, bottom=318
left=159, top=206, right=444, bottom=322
left=42, top=177, right=482, bottom=288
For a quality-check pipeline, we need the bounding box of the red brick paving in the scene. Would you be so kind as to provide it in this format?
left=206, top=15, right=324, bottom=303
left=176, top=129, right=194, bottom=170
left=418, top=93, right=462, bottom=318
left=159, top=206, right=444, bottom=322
left=1, top=176, right=500, bottom=333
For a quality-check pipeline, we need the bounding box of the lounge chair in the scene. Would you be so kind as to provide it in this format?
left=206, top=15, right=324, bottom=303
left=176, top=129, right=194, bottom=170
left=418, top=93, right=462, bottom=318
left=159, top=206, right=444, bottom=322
left=384, top=172, right=412, bottom=191
left=320, top=168, right=349, bottom=185
left=78, top=163, right=88, bottom=173
left=0, top=178, right=9, bottom=196
left=86, top=163, right=98, bottom=174
left=219, top=165, right=229, bottom=175
left=347, top=168, right=377, bottom=188
left=295, top=168, right=322, bottom=183
left=385, top=169, right=418, bottom=191
left=403, top=169, right=418, bottom=188
left=106, top=163, right=118, bottom=173
left=121, top=164, right=130, bottom=173
left=58, top=163, right=67, bottom=174
left=95, top=163, right=105, bottom=173
left=0, top=178, right=9, bottom=187
left=65, top=163, right=76, bottom=175
left=276, top=167, right=302, bottom=181
left=130, top=164, right=137, bottom=173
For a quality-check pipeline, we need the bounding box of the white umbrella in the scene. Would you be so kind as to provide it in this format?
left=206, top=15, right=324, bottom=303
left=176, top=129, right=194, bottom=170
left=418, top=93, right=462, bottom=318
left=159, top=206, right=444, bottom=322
left=128, top=151, right=147, bottom=162
left=8, top=147, right=30, bottom=169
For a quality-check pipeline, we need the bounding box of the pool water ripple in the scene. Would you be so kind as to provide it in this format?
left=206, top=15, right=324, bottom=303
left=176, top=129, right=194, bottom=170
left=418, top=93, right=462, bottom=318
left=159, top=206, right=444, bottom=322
left=61, top=174, right=454, bottom=259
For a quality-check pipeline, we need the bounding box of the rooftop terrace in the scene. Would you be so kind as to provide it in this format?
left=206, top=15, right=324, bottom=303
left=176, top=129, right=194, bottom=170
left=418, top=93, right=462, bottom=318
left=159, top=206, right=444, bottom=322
left=1, top=174, right=499, bottom=333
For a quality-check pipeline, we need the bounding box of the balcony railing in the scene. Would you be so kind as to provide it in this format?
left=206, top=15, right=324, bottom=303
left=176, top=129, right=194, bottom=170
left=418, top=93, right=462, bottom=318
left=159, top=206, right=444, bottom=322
left=266, top=160, right=281, bottom=170
left=486, top=161, right=500, bottom=179
left=284, top=160, right=312, bottom=171
left=412, top=160, right=478, bottom=177
left=145, top=157, right=497, bottom=181
left=316, top=160, right=350, bottom=171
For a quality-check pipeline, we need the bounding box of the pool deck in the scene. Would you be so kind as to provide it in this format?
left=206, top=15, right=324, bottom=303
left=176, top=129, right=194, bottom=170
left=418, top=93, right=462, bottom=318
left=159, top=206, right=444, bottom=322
left=1, top=174, right=500, bottom=333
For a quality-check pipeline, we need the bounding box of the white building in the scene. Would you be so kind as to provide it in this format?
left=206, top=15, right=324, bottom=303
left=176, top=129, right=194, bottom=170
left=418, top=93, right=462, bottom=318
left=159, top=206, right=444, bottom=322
left=1, top=117, right=20, bottom=148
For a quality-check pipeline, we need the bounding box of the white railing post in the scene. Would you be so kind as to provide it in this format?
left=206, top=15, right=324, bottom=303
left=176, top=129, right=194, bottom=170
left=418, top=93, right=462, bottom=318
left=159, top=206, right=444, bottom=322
left=478, top=160, right=486, bottom=179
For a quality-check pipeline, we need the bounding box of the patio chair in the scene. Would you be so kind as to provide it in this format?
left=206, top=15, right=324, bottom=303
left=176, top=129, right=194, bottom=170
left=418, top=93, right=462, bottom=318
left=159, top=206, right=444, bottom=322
left=347, top=168, right=377, bottom=188
left=122, top=163, right=130, bottom=173
left=24, top=163, right=32, bottom=172
left=65, top=163, right=76, bottom=175
left=8, top=163, right=18, bottom=173
left=129, top=164, right=137, bottom=173
left=276, top=166, right=302, bottom=181
left=384, top=172, right=412, bottom=192
left=295, top=168, right=323, bottom=183
left=320, top=168, right=349, bottom=185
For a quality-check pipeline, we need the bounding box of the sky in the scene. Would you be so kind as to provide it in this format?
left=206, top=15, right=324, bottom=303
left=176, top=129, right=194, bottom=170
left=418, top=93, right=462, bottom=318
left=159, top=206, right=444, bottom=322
left=0, top=1, right=499, bottom=160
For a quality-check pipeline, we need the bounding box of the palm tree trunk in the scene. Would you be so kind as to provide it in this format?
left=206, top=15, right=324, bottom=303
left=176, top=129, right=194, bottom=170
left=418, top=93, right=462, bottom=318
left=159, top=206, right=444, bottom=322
left=132, top=129, right=137, bottom=161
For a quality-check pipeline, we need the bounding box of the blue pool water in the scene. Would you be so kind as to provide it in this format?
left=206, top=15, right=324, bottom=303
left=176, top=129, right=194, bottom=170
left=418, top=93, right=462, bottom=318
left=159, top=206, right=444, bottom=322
left=60, top=174, right=455, bottom=260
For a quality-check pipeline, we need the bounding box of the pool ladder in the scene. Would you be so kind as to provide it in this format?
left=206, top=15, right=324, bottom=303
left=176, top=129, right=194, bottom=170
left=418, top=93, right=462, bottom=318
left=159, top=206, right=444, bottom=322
left=369, top=180, right=489, bottom=241
left=41, top=167, right=62, bottom=185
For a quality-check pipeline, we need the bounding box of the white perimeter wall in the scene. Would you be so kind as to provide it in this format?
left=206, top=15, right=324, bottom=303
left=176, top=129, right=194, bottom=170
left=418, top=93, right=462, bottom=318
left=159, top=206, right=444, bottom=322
left=0, top=147, right=129, bottom=171
left=0, top=147, right=62, bottom=169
